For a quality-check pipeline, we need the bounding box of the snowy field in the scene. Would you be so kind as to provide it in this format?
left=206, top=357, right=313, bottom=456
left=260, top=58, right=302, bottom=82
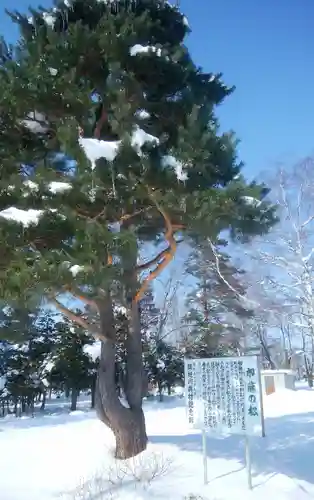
left=1, top=386, right=314, bottom=500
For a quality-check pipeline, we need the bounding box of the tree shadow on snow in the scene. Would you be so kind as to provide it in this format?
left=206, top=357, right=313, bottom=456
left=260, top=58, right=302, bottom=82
left=0, top=407, right=95, bottom=430
left=149, top=411, right=314, bottom=487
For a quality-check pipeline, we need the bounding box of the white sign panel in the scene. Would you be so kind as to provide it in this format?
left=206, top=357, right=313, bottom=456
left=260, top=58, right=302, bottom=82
left=184, top=356, right=263, bottom=436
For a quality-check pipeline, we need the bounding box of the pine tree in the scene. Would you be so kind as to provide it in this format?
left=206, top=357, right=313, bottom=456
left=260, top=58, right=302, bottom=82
left=0, top=306, right=57, bottom=415
left=0, top=0, right=277, bottom=458
left=183, top=244, right=253, bottom=358
left=48, top=319, right=96, bottom=411
left=144, top=337, right=183, bottom=399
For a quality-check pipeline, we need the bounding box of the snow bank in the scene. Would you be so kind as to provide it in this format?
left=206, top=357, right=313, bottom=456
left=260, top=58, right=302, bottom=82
left=1, top=388, right=314, bottom=499
left=264, top=387, right=312, bottom=418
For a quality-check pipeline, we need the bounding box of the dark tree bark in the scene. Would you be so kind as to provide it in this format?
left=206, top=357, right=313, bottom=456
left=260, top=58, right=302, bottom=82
left=304, top=355, right=314, bottom=388
left=95, top=291, right=147, bottom=460
left=91, top=376, right=96, bottom=409
left=158, top=381, right=163, bottom=402
left=70, top=388, right=78, bottom=411
left=40, top=390, right=46, bottom=411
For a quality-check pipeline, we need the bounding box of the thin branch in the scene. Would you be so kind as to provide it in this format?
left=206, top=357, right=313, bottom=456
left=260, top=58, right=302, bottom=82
left=134, top=190, right=178, bottom=302
left=94, top=106, right=108, bottom=140
left=136, top=239, right=183, bottom=272
left=301, top=214, right=314, bottom=229
left=207, top=238, right=258, bottom=309
left=64, top=286, right=98, bottom=310
left=119, top=207, right=152, bottom=224
left=49, top=296, right=105, bottom=342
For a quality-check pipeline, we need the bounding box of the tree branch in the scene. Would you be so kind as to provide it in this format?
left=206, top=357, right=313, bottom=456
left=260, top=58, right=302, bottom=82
left=207, top=238, right=258, bottom=309
left=64, top=286, right=98, bottom=310
left=94, top=106, right=108, bottom=140
left=49, top=296, right=105, bottom=342
left=136, top=239, right=183, bottom=272
left=134, top=190, right=178, bottom=302
left=119, top=207, right=152, bottom=224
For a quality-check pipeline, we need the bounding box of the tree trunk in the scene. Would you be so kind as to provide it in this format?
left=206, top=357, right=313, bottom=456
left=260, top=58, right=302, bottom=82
left=158, top=381, right=163, bottom=401
left=70, top=388, right=78, bottom=411
left=304, top=354, right=313, bottom=388
left=95, top=292, right=147, bottom=460
left=40, top=390, right=46, bottom=411
left=91, top=376, right=96, bottom=409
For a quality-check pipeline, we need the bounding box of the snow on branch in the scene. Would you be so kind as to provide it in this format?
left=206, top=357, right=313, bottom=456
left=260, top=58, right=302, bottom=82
left=161, top=155, right=188, bottom=181
left=241, top=196, right=261, bottom=208
left=42, top=12, right=56, bottom=27
left=135, top=109, right=150, bottom=119
left=129, top=44, right=162, bottom=57
left=0, top=207, right=62, bottom=227
left=83, top=341, right=101, bottom=361
left=131, top=126, right=159, bottom=153
left=78, top=137, right=120, bottom=169
left=21, top=111, right=49, bottom=134
left=69, top=265, right=84, bottom=277
left=0, top=207, right=44, bottom=226
left=78, top=126, right=159, bottom=169
left=23, top=180, right=72, bottom=194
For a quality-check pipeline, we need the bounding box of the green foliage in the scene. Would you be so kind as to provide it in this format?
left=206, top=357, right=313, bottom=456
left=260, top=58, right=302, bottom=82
left=0, top=305, right=97, bottom=414
left=0, top=308, right=57, bottom=411
left=0, top=0, right=277, bottom=306
left=47, top=319, right=97, bottom=397
left=144, top=337, right=184, bottom=396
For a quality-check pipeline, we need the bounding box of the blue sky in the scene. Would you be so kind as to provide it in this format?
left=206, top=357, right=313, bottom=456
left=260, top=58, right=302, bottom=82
left=1, top=0, right=313, bottom=178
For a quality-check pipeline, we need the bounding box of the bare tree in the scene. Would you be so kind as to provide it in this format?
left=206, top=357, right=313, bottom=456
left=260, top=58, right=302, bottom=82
left=244, top=159, right=314, bottom=384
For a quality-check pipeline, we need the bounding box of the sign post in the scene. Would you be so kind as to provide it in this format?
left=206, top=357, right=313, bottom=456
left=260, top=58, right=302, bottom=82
left=202, top=430, right=208, bottom=485
left=184, top=356, right=263, bottom=490
left=245, top=435, right=252, bottom=489
left=257, top=358, right=266, bottom=437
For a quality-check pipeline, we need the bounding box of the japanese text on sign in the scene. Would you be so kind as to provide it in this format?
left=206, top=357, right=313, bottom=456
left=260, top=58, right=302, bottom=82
left=184, top=356, right=262, bottom=436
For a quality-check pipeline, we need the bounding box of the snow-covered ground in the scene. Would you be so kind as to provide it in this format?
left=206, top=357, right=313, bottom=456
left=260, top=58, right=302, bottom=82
left=1, top=387, right=314, bottom=500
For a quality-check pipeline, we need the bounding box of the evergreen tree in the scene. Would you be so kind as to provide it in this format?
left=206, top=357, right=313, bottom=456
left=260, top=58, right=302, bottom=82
left=48, top=319, right=97, bottom=411
left=144, top=337, right=183, bottom=399
left=139, top=286, right=160, bottom=339
left=0, top=0, right=277, bottom=458
left=0, top=306, right=56, bottom=415
left=183, top=244, right=253, bottom=358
